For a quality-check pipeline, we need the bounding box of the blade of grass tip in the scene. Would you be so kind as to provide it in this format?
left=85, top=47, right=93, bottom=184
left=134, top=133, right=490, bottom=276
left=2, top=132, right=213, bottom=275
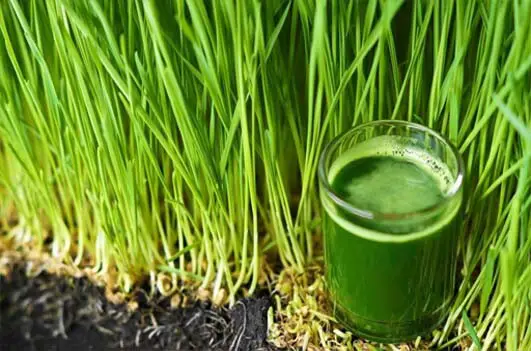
left=462, top=310, right=483, bottom=350
left=493, top=94, right=531, bottom=141
left=482, top=158, right=524, bottom=198
left=263, top=0, right=292, bottom=61
left=480, top=247, right=497, bottom=319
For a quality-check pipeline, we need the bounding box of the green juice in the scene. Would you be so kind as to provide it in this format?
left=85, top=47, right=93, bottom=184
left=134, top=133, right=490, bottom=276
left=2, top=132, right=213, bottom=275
left=321, top=135, right=463, bottom=341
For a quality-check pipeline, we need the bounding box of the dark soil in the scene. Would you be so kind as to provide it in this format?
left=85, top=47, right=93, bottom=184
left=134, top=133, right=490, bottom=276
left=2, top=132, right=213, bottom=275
left=0, top=265, right=277, bottom=351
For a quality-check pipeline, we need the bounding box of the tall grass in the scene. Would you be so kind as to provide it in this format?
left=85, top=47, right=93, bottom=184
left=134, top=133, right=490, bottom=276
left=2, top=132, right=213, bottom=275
left=0, top=0, right=530, bottom=348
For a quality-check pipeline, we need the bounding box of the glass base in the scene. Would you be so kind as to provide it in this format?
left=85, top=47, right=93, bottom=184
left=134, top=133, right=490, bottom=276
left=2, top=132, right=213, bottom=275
left=333, top=303, right=447, bottom=343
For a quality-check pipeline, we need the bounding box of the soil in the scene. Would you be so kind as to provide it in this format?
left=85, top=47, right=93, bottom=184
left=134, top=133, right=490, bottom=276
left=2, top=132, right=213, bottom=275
left=0, top=264, right=278, bottom=351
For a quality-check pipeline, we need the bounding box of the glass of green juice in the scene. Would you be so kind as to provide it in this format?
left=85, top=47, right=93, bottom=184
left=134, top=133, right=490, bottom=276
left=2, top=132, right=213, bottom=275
left=318, top=120, right=464, bottom=342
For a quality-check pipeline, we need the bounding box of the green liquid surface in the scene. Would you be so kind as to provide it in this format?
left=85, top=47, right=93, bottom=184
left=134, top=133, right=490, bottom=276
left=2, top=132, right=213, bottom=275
left=323, top=137, right=462, bottom=342
left=333, top=156, right=444, bottom=216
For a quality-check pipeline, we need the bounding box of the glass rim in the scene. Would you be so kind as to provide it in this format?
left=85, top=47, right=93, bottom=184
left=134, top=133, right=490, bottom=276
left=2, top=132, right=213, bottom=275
left=318, top=120, right=465, bottom=221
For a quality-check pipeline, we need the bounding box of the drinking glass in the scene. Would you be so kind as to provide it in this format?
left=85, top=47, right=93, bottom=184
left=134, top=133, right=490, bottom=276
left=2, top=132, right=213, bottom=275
left=318, top=120, right=464, bottom=342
